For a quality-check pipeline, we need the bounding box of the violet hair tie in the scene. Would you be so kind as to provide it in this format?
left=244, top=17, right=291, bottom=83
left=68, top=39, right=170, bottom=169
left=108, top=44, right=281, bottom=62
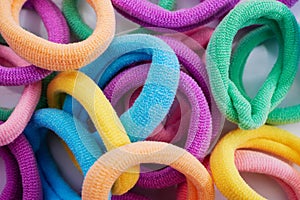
left=111, top=0, right=297, bottom=31
left=104, top=64, right=212, bottom=189
left=0, top=0, right=69, bottom=86
left=0, top=122, right=42, bottom=200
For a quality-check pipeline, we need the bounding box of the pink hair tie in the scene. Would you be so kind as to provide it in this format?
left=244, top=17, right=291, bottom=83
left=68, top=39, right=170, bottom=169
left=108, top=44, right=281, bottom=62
left=104, top=64, right=212, bottom=189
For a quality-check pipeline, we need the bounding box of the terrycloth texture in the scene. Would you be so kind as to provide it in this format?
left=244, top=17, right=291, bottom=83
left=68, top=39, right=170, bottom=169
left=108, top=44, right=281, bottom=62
left=63, top=34, right=180, bottom=142
left=178, top=150, right=300, bottom=200
left=0, top=0, right=70, bottom=85
left=24, top=108, right=102, bottom=199
left=62, top=0, right=176, bottom=40
left=0, top=0, right=115, bottom=70
left=104, top=64, right=212, bottom=188
left=206, top=0, right=300, bottom=129
left=0, top=147, right=22, bottom=200
left=0, top=81, right=41, bottom=146
left=112, top=0, right=298, bottom=31
left=0, top=73, right=56, bottom=121
left=47, top=71, right=139, bottom=195
left=210, top=125, right=300, bottom=200
left=230, top=24, right=300, bottom=125
left=82, top=141, right=214, bottom=200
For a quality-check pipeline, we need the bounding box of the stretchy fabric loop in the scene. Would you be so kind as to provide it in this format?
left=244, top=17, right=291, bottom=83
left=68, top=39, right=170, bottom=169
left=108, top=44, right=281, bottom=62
left=104, top=64, right=212, bottom=188
left=0, top=0, right=71, bottom=85
left=0, top=0, right=115, bottom=70
left=0, top=147, right=22, bottom=200
left=112, top=0, right=297, bottom=30
left=82, top=141, right=214, bottom=200
left=230, top=23, right=300, bottom=125
left=0, top=72, right=56, bottom=121
left=63, top=34, right=180, bottom=142
left=0, top=81, right=41, bottom=146
left=210, top=125, right=300, bottom=200
left=206, top=0, right=300, bottom=129
left=47, top=71, right=139, bottom=195
left=62, top=0, right=175, bottom=40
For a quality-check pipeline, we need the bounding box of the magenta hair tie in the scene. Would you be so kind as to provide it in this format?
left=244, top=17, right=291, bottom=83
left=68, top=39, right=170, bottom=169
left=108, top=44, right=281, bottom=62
left=0, top=0, right=69, bottom=86
left=0, top=132, right=42, bottom=200
left=112, top=0, right=297, bottom=30
left=104, top=64, right=212, bottom=189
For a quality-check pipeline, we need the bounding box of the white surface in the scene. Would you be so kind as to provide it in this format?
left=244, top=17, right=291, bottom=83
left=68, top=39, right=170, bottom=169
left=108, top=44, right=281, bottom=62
left=0, top=0, right=300, bottom=199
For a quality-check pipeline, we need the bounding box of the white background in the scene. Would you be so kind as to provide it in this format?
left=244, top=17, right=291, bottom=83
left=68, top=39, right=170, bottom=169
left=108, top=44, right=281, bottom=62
left=1, top=0, right=300, bottom=199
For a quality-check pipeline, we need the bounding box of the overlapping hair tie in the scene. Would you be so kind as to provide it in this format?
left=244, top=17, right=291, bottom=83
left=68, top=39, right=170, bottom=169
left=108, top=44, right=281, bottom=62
left=206, top=0, right=300, bottom=129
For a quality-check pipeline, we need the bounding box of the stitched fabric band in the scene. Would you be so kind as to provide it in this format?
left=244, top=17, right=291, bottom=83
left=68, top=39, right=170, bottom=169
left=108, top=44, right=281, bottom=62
left=82, top=141, right=214, bottom=200
left=62, top=0, right=175, bottom=40
left=0, top=81, right=41, bottom=146
left=210, top=125, right=300, bottom=200
left=111, top=0, right=297, bottom=30
left=0, top=73, right=56, bottom=121
left=0, top=147, right=22, bottom=200
left=104, top=64, right=212, bottom=188
left=47, top=71, right=138, bottom=195
left=63, top=34, right=180, bottom=142
left=206, top=0, right=300, bottom=129
left=0, top=126, right=42, bottom=200
left=230, top=24, right=300, bottom=125
left=0, top=0, right=70, bottom=85
left=0, top=0, right=115, bottom=70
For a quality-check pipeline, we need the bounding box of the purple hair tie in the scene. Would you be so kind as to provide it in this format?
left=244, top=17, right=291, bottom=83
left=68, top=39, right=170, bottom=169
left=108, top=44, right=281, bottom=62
left=112, top=0, right=297, bottom=30
left=104, top=64, right=212, bottom=188
left=0, top=133, right=42, bottom=199
left=0, top=0, right=70, bottom=86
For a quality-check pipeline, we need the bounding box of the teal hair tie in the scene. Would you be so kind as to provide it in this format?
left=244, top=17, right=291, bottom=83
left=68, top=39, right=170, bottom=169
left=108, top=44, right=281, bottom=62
left=230, top=23, right=300, bottom=125
left=206, top=0, right=300, bottom=129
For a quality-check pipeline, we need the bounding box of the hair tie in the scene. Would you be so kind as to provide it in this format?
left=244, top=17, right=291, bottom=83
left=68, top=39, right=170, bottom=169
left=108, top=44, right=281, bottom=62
left=0, top=132, right=42, bottom=200
left=104, top=64, right=212, bottom=188
left=210, top=125, right=300, bottom=199
left=206, top=0, right=300, bottom=129
left=82, top=141, right=214, bottom=199
left=0, top=0, right=115, bottom=70
left=47, top=71, right=139, bottom=195
left=230, top=23, right=300, bottom=125
left=0, top=81, right=41, bottom=146
left=63, top=34, right=180, bottom=142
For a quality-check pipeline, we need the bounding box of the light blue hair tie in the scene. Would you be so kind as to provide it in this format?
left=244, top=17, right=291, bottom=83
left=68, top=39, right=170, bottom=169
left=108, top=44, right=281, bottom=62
left=63, top=34, right=180, bottom=142
left=24, top=108, right=104, bottom=199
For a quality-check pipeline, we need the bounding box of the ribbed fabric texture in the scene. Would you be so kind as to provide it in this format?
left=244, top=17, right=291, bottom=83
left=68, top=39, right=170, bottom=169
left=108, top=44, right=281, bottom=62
left=82, top=141, right=214, bottom=200
left=210, top=125, right=300, bottom=200
left=47, top=71, right=139, bottom=195
left=0, top=0, right=115, bottom=70
left=206, top=0, right=300, bottom=129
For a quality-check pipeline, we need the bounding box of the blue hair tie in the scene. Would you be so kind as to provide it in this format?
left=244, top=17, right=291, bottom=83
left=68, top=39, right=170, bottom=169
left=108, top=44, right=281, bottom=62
left=63, top=34, right=180, bottom=142
left=24, top=108, right=104, bottom=199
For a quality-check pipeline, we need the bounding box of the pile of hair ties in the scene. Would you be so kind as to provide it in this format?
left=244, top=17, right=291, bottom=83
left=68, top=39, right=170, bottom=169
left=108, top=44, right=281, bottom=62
left=1, top=0, right=300, bottom=199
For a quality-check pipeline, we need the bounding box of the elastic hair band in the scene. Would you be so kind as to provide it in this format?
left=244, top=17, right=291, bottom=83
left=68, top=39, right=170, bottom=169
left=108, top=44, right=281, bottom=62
left=0, top=81, right=41, bottom=146
left=0, top=0, right=70, bottom=85
left=104, top=64, right=212, bottom=188
left=47, top=71, right=138, bottom=195
left=210, top=125, right=300, bottom=199
left=63, top=34, right=180, bottom=142
left=206, top=0, right=300, bottom=129
left=0, top=0, right=115, bottom=70
left=82, top=141, right=214, bottom=200
left=0, top=132, right=42, bottom=200
left=230, top=23, right=300, bottom=125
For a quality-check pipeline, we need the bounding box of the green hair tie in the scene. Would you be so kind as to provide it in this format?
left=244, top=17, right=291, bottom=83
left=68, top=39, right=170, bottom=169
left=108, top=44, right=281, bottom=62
left=206, top=0, right=300, bottom=130
left=62, top=0, right=176, bottom=40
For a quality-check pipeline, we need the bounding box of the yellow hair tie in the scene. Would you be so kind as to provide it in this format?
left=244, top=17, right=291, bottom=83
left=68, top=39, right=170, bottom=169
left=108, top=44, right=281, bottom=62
left=47, top=71, right=138, bottom=195
left=210, top=125, right=300, bottom=200
left=82, top=141, right=214, bottom=200
left=0, top=0, right=115, bottom=70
